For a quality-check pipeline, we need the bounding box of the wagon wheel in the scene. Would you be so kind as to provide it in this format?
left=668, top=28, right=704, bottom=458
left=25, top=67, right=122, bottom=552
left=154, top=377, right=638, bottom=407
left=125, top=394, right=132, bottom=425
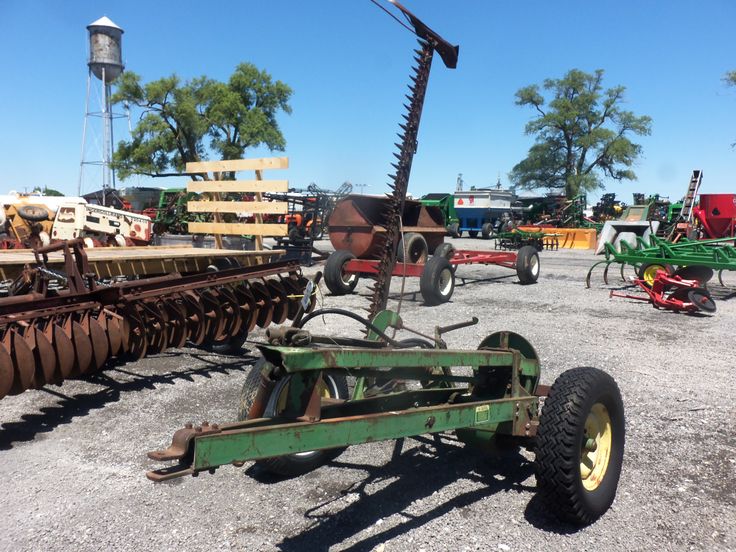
left=535, top=367, right=625, bottom=525
left=237, top=357, right=349, bottom=477
left=419, top=256, right=455, bottom=306
left=324, top=250, right=359, bottom=296
left=516, top=245, right=540, bottom=285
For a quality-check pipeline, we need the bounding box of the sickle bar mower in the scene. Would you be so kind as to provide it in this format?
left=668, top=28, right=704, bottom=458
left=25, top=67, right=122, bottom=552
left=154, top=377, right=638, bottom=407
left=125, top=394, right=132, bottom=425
left=0, top=239, right=314, bottom=400
left=146, top=2, right=625, bottom=526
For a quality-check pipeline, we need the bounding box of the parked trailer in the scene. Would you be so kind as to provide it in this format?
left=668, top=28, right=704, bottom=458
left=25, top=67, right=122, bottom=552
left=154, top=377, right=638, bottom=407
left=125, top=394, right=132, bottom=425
left=453, top=188, right=516, bottom=238
left=328, top=194, right=446, bottom=263
left=324, top=244, right=540, bottom=305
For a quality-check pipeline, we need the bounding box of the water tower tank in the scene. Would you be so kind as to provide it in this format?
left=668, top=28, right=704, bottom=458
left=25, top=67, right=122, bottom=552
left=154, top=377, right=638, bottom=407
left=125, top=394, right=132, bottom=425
left=87, top=16, right=124, bottom=82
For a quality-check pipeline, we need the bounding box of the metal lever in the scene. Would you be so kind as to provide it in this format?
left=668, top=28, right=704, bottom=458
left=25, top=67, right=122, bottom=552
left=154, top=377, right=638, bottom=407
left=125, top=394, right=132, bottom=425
left=436, top=317, right=478, bottom=336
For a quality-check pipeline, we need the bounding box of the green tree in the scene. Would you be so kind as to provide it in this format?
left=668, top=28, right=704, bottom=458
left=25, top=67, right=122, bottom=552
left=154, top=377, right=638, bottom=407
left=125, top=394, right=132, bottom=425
left=32, top=186, right=64, bottom=196
left=725, top=70, right=736, bottom=87
left=112, top=63, right=292, bottom=180
left=510, top=69, right=652, bottom=198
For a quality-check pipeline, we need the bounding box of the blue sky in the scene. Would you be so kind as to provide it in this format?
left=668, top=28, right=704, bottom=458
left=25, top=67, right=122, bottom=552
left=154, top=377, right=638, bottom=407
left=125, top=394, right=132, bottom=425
left=0, top=0, right=734, bottom=204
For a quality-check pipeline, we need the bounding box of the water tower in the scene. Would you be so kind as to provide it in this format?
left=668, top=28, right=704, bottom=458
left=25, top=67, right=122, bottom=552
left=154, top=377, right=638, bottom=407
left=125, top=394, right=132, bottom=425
left=78, top=16, right=125, bottom=201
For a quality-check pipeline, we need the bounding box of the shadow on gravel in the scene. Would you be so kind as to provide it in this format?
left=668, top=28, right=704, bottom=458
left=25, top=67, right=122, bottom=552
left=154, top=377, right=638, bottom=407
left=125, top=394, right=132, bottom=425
left=523, top=494, right=581, bottom=535
left=0, top=352, right=258, bottom=451
left=263, top=434, right=536, bottom=552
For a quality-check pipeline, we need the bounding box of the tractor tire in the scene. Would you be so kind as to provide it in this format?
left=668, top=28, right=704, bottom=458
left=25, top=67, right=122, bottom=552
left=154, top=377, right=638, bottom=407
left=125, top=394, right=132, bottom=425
left=516, top=245, right=540, bottom=285
left=447, top=222, right=460, bottom=238
left=397, top=232, right=428, bottom=264
left=324, top=250, right=359, bottom=295
left=17, top=205, right=50, bottom=222
left=535, top=366, right=625, bottom=525
left=433, top=242, right=456, bottom=261
left=237, top=357, right=349, bottom=477
left=468, top=230, right=479, bottom=239
left=420, top=255, right=455, bottom=306
left=481, top=222, right=494, bottom=239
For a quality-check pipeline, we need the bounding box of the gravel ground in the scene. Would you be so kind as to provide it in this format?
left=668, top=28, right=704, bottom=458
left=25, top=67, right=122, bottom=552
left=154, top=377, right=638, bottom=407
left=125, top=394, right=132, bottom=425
left=1, top=236, right=734, bottom=551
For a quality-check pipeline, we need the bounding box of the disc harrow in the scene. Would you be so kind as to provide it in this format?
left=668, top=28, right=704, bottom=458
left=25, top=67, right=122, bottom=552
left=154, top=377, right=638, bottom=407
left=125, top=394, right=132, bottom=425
left=0, top=239, right=314, bottom=400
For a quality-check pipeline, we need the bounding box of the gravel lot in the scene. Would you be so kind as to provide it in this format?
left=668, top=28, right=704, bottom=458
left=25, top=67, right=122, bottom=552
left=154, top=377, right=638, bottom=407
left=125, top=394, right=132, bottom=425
left=1, top=237, right=734, bottom=551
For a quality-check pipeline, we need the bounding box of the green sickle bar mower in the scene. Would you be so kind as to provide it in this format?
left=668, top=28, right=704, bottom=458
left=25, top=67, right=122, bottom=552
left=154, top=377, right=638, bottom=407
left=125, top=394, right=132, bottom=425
left=147, top=298, right=625, bottom=525
left=147, top=1, right=625, bottom=526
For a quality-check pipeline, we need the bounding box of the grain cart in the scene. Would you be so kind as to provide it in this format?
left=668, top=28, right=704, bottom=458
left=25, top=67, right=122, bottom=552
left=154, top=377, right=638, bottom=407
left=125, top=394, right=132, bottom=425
left=147, top=1, right=624, bottom=526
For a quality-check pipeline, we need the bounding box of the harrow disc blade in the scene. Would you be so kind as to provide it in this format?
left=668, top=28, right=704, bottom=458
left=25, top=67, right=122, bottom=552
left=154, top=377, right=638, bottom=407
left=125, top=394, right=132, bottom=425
left=98, top=311, right=123, bottom=358
left=122, top=310, right=148, bottom=361
left=141, top=302, right=168, bottom=355
left=249, top=281, right=274, bottom=328
left=47, top=320, right=75, bottom=380
left=6, top=329, right=36, bottom=394
left=233, top=284, right=257, bottom=333
left=266, top=279, right=289, bottom=325
left=216, top=286, right=243, bottom=339
left=24, top=325, right=56, bottom=387
left=87, top=314, right=110, bottom=371
left=0, top=340, right=13, bottom=399
left=200, top=290, right=226, bottom=342
left=181, top=292, right=207, bottom=346
left=161, top=297, right=188, bottom=350
left=70, top=318, right=94, bottom=376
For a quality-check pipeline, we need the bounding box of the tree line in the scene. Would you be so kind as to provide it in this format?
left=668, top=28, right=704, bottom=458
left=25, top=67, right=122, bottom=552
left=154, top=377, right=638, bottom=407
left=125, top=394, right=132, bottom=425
left=113, top=65, right=736, bottom=199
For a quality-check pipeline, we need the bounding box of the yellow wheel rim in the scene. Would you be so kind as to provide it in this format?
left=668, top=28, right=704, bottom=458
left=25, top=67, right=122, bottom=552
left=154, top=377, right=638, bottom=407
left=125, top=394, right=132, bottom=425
left=642, top=264, right=664, bottom=286
left=580, top=402, right=613, bottom=491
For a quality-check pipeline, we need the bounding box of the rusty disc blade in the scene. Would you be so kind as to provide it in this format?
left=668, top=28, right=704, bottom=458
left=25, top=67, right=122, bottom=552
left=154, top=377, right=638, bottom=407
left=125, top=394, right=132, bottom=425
left=99, top=311, right=123, bottom=357
left=88, top=314, right=110, bottom=371
left=249, top=281, right=274, bottom=328
left=181, top=292, right=207, bottom=346
left=141, top=302, right=168, bottom=355
left=233, top=284, right=257, bottom=333
left=47, top=319, right=75, bottom=380
left=162, top=297, right=188, bottom=349
left=71, top=317, right=94, bottom=376
left=122, top=309, right=148, bottom=361
left=266, top=279, right=289, bottom=325
left=0, top=339, right=14, bottom=399
left=24, top=324, right=56, bottom=388
left=216, top=286, right=243, bottom=339
left=6, top=328, right=36, bottom=394
left=200, top=289, right=226, bottom=342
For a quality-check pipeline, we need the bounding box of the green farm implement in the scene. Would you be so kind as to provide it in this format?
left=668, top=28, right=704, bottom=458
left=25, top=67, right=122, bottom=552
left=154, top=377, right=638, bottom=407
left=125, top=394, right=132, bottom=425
left=148, top=305, right=625, bottom=525
left=147, top=0, right=626, bottom=527
left=586, top=234, right=736, bottom=288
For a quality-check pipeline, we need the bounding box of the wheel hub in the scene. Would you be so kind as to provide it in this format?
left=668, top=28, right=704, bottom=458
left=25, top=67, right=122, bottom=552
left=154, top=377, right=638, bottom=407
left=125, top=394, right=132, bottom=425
left=580, top=402, right=612, bottom=491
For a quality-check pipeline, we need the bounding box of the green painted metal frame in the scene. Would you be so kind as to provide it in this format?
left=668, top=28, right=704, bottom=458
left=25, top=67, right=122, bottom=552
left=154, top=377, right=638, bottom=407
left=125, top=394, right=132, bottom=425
left=604, top=235, right=736, bottom=270
left=146, top=317, right=543, bottom=481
